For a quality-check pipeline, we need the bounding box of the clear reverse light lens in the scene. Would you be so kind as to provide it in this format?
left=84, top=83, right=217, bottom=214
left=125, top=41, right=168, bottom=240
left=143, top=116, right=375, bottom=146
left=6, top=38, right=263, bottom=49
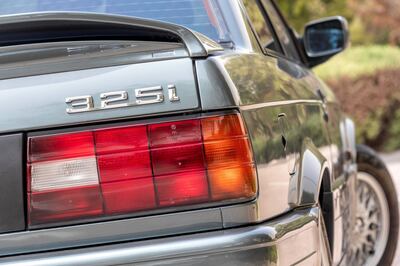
left=30, top=157, right=99, bottom=192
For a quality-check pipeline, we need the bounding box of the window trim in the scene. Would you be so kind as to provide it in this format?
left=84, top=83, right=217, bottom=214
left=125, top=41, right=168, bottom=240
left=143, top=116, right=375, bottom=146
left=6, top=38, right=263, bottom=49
left=239, top=0, right=283, bottom=56
left=241, top=0, right=304, bottom=64
left=260, top=0, right=304, bottom=63
left=254, top=0, right=286, bottom=55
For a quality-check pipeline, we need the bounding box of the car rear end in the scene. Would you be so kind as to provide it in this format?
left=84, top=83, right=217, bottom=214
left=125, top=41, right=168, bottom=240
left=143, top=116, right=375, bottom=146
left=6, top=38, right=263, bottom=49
left=0, top=1, right=322, bottom=265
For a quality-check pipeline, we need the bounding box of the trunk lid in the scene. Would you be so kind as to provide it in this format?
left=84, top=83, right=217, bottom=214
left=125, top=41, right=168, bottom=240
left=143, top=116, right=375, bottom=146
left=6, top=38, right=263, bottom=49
left=0, top=54, right=200, bottom=133
left=0, top=11, right=224, bottom=133
left=0, top=12, right=226, bottom=256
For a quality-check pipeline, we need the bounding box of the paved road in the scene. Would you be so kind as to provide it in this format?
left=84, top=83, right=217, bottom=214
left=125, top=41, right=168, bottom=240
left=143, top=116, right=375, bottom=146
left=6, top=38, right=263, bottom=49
left=379, top=152, right=400, bottom=266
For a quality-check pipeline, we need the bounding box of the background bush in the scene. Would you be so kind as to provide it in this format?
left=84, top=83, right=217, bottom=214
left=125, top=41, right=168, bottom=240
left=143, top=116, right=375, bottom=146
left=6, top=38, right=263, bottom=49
left=275, top=0, right=400, bottom=152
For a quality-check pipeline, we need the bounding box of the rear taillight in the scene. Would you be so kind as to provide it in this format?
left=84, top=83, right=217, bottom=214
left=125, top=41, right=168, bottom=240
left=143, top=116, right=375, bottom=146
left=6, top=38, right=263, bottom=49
left=27, top=114, right=256, bottom=226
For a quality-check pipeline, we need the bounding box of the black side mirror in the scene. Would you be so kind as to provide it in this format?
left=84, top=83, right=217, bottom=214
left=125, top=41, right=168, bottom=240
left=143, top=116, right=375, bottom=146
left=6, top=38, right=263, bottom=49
left=302, top=16, right=349, bottom=68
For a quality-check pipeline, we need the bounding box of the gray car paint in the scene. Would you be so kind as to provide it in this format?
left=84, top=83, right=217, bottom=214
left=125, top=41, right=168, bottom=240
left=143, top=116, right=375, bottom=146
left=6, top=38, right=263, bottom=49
left=0, top=41, right=189, bottom=80
left=0, top=134, right=24, bottom=233
left=0, top=58, right=199, bottom=133
left=0, top=208, right=320, bottom=266
left=0, top=208, right=222, bottom=257
left=199, top=52, right=347, bottom=217
left=0, top=0, right=357, bottom=264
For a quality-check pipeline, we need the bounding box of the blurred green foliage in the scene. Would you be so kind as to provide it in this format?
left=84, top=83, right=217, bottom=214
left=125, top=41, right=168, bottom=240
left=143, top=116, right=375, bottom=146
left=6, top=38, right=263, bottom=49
left=315, top=45, right=400, bottom=80
left=318, top=52, right=400, bottom=152
left=387, top=109, right=400, bottom=151
left=275, top=1, right=400, bottom=152
left=349, top=17, right=389, bottom=46
left=275, top=0, right=351, bottom=33
left=275, top=0, right=394, bottom=45
left=358, top=96, right=400, bottom=152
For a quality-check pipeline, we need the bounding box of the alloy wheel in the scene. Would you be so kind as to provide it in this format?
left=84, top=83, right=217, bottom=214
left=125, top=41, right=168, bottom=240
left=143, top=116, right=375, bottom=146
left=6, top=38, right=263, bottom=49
left=350, top=172, right=390, bottom=265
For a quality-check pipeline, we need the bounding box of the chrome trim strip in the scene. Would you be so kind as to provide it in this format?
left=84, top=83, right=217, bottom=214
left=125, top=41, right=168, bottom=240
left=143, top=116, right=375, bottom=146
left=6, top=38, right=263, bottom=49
left=240, top=99, right=322, bottom=110
left=192, top=32, right=224, bottom=54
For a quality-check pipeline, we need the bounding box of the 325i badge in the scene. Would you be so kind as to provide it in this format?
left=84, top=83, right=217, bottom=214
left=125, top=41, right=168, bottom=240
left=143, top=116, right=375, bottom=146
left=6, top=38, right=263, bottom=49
left=65, top=85, right=180, bottom=114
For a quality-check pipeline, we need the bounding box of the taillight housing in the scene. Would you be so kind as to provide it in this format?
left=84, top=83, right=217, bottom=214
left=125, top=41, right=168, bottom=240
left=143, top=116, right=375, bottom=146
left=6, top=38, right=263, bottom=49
left=27, top=114, right=257, bottom=227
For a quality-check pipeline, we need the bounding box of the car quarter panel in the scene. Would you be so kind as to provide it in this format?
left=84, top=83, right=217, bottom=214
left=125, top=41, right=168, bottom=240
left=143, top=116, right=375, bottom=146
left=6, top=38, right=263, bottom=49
left=197, top=53, right=333, bottom=221
left=319, top=81, right=358, bottom=263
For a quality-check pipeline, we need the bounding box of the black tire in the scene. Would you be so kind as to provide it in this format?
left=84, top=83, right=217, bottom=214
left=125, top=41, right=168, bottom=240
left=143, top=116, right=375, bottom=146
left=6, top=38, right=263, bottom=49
left=357, top=144, right=399, bottom=266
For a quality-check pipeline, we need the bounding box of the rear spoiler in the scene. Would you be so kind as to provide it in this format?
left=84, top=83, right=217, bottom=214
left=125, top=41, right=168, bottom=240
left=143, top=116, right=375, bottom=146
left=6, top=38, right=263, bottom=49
left=0, top=12, right=223, bottom=58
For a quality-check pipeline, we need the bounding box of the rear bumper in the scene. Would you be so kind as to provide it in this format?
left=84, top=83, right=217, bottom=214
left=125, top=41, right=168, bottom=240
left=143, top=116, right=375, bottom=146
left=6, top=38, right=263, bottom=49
left=0, top=208, right=320, bottom=266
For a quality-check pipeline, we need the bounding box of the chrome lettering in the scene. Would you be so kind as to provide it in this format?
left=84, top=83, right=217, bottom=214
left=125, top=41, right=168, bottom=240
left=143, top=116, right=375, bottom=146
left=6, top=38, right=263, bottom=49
left=65, top=95, right=94, bottom=114
left=100, top=91, right=129, bottom=109
left=135, top=86, right=164, bottom=105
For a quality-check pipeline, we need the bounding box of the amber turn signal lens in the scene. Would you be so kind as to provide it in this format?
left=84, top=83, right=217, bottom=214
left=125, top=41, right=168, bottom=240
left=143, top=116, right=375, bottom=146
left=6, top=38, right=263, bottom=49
left=201, top=114, right=246, bottom=141
left=203, top=138, right=253, bottom=167
left=207, top=164, right=256, bottom=200
left=202, top=114, right=257, bottom=201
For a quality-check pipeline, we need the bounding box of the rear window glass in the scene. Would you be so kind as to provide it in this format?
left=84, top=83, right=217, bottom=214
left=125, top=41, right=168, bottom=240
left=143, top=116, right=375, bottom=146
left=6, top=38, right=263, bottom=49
left=0, top=0, right=228, bottom=41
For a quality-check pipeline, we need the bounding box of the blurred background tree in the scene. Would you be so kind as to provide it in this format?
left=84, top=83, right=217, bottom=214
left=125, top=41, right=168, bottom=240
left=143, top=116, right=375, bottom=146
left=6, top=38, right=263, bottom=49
left=275, top=0, right=351, bottom=33
left=275, top=0, right=400, bottom=152
left=349, top=0, right=400, bottom=45
left=275, top=0, right=400, bottom=45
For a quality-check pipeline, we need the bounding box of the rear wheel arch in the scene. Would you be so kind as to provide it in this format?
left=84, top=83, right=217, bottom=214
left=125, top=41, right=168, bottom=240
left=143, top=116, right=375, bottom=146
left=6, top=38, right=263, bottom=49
left=319, top=169, right=334, bottom=254
left=296, top=138, right=332, bottom=206
left=295, top=139, right=335, bottom=253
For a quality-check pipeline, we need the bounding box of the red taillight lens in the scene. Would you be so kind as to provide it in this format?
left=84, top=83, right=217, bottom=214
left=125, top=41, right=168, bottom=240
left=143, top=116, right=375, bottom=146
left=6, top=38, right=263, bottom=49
left=27, top=114, right=256, bottom=226
left=29, top=132, right=95, bottom=162
left=101, top=178, right=156, bottom=214
left=151, top=144, right=206, bottom=175
left=149, top=120, right=202, bottom=148
left=155, top=170, right=209, bottom=207
left=94, top=126, right=156, bottom=216
left=29, top=186, right=103, bottom=224
left=95, top=126, right=152, bottom=183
